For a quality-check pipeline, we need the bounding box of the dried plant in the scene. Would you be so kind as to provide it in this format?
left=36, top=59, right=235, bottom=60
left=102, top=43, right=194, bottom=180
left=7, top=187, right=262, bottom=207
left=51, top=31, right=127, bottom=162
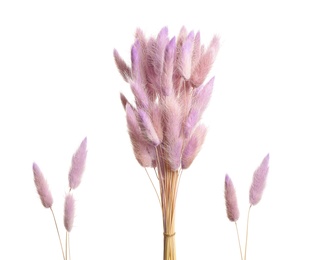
left=224, top=154, right=270, bottom=260
left=33, top=137, right=87, bottom=260
left=114, top=27, right=219, bottom=260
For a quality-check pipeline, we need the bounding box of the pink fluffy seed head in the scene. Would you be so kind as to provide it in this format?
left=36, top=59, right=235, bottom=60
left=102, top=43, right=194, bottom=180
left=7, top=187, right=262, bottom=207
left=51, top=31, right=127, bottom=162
left=161, top=37, right=176, bottom=96
left=68, top=137, right=88, bottom=190
left=181, top=124, right=207, bottom=169
left=249, top=154, right=270, bottom=206
left=33, top=162, right=53, bottom=208
left=190, top=35, right=220, bottom=87
left=191, top=32, right=201, bottom=70
left=64, top=193, right=75, bottom=232
left=168, top=137, right=183, bottom=171
left=113, top=49, right=131, bottom=82
left=179, top=31, right=194, bottom=80
left=138, top=109, right=161, bottom=146
left=126, top=104, right=154, bottom=167
left=120, top=93, right=128, bottom=110
left=225, top=174, right=240, bottom=222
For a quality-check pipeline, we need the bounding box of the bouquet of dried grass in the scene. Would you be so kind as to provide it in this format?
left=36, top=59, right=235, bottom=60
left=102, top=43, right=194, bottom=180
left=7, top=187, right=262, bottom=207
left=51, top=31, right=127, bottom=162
left=114, top=27, right=219, bottom=260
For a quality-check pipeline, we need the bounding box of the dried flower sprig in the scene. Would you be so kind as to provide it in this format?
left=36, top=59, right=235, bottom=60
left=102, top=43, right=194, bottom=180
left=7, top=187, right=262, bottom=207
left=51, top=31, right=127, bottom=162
left=33, top=137, right=87, bottom=260
left=115, top=27, right=219, bottom=260
left=224, top=154, right=270, bottom=260
left=33, top=162, right=53, bottom=209
left=69, top=137, right=88, bottom=190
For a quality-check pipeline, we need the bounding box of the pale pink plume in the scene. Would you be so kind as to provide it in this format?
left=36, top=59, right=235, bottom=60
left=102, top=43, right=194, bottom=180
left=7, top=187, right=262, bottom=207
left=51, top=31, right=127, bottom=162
left=172, top=26, right=188, bottom=93
left=191, top=32, right=201, bottom=71
left=150, top=105, right=163, bottom=143
left=168, top=137, right=183, bottom=171
left=181, top=124, right=207, bottom=169
left=113, top=49, right=131, bottom=82
left=225, top=174, right=240, bottom=222
left=130, top=42, right=150, bottom=110
left=179, top=31, right=194, bottom=80
left=184, top=77, right=214, bottom=138
left=138, top=109, right=161, bottom=146
left=33, top=162, right=53, bottom=208
left=145, top=37, right=158, bottom=89
left=190, top=35, right=220, bottom=87
left=161, top=37, right=176, bottom=96
left=68, top=137, right=87, bottom=190
left=131, top=40, right=142, bottom=80
left=64, top=193, right=75, bottom=232
left=120, top=92, right=128, bottom=110
left=162, top=95, right=182, bottom=147
left=153, top=27, right=169, bottom=81
left=126, top=104, right=154, bottom=167
left=249, top=154, right=270, bottom=205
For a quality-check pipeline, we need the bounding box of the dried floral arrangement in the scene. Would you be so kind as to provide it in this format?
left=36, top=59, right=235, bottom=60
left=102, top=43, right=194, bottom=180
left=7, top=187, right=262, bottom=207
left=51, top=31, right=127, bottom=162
left=225, top=154, right=269, bottom=260
left=114, top=26, right=219, bottom=260
left=32, top=27, right=270, bottom=260
left=33, top=137, right=87, bottom=260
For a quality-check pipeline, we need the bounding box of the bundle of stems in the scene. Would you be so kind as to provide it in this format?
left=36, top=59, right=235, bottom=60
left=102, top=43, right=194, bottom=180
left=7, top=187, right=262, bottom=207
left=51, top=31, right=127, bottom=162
left=114, top=27, right=219, bottom=260
left=33, top=137, right=87, bottom=260
left=225, top=154, right=269, bottom=260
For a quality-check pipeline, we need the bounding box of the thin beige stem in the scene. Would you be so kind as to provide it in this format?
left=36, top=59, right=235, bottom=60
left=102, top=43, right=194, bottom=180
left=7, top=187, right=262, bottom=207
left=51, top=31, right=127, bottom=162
left=244, top=205, right=252, bottom=260
left=50, top=207, right=66, bottom=260
left=65, top=232, right=68, bottom=260
left=235, top=222, right=243, bottom=260
left=68, top=232, right=71, bottom=260
left=145, top=168, right=161, bottom=205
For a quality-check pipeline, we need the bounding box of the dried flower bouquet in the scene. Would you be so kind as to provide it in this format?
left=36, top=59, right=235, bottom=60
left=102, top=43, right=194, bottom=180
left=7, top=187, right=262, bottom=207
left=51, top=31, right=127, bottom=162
left=114, top=27, right=219, bottom=260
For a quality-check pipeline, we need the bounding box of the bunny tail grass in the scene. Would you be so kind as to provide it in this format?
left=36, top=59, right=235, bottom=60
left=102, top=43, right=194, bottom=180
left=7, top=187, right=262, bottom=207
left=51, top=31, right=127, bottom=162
left=224, top=174, right=239, bottom=222
left=33, top=162, right=53, bottom=208
left=64, top=193, right=75, bottom=232
left=68, top=137, right=88, bottom=190
left=249, top=154, right=269, bottom=206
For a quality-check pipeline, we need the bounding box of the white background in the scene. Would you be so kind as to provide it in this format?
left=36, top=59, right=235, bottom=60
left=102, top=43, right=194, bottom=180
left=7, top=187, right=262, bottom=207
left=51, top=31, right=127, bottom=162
left=1, top=1, right=309, bottom=259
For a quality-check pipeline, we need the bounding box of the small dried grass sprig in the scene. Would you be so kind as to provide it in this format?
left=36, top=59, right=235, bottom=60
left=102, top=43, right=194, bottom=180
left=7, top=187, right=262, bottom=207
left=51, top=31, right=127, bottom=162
left=68, top=137, right=88, bottom=190
left=33, top=137, right=87, bottom=260
left=224, top=174, right=239, bottom=222
left=115, top=27, right=219, bottom=260
left=224, top=154, right=270, bottom=260
left=33, top=162, right=53, bottom=208
left=249, top=153, right=269, bottom=206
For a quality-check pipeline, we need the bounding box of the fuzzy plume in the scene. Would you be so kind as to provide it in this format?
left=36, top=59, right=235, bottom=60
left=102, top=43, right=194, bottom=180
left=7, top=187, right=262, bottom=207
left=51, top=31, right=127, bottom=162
left=161, top=37, right=176, bottom=96
left=120, top=92, right=128, bottom=110
left=162, top=95, right=182, bottom=147
left=184, top=77, right=214, bottom=137
left=191, top=32, right=201, bottom=71
left=249, top=154, right=270, bottom=206
left=68, top=137, right=88, bottom=190
left=33, top=162, right=53, bottom=208
left=181, top=124, right=207, bottom=169
left=126, top=104, right=154, bottom=167
left=190, top=35, right=220, bottom=87
left=225, top=174, right=240, bottom=222
left=64, top=193, right=75, bottom=232
left=179, top=31, right=194, bottom=80
left=138, top=109, right=161, bottom=146
left=113, top=49, right=131, bottom=82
